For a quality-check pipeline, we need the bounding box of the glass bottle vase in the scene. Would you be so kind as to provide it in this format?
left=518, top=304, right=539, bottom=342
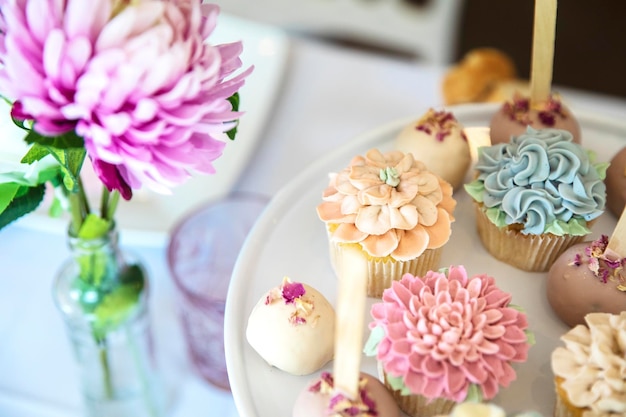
left=52, top=227, right=165, bottom=417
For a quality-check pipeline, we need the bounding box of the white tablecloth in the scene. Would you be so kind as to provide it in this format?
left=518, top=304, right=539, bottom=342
left=2, top=32, right=626, bottom=417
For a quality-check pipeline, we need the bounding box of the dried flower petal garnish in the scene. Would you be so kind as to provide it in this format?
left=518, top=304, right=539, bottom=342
left=264, top=277, right=315, bottom=325
left=503, top=93, right=569, bottom=126
left=308, top=372, right=379, bottom=417
left=282, top=279, right=306, bottom=304
left=568, top=235, right=626, bottom=290
left=415, top=108, right=466, bottom=142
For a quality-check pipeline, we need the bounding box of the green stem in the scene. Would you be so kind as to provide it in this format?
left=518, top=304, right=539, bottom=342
left=69, top=193, right=83, bottom=235
left=78, top=177, right=91, bottom=215
left=98, top=339, right=115, bottom=400
left=100, top=186, right=110, bottom=219
left=106, top=191, right=120, bottom=221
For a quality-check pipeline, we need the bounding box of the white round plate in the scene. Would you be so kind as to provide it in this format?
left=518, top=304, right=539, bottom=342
left=225, top=103, right=626, bottom=417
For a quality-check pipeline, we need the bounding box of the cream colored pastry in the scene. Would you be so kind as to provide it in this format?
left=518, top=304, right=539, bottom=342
left=394, top=108, right=471, bottom=189
left=551, top=312, right=626, bottom=416
left=246, top=277, right=335, bottom=375
left=292, top=372, right=400, bottom=417
left=442, top=48, right=517, bottom=105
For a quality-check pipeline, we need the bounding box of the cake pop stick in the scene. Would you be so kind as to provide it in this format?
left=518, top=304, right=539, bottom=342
left=333, top=246, right=368, bottom=399
left=464, top=126, right=492, bottom=163
left=530, top=0, right=558, bottom=108
left=605, top=206, right=626, bottom=260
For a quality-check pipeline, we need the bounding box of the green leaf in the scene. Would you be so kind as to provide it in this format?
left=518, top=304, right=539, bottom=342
left=46, top=147, right=86, bottom=192
left=24, top=128, right=84, bottom=149
left=78, top=214, right=112, bottom=239
left=21, top=143, right=51, bottom=164
left=0, top=184, right=45, bottom=230
left=225, top=92, right=241, bottom=140
left=48, top=196, right=64, bottom=218
left=92, top=265, right=145, bottom=340
left=0, top=183, right=20, bottom=213
left=228, top=92, right=240, bottom=112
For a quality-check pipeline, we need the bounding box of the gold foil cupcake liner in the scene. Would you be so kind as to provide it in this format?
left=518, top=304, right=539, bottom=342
left=326, top=230, right=442, bottom=298
left=473, top=203, right=587, bottom=272
left=380, top=368, right=456, bottom=417
left=554, top=377, right=584, bottom=417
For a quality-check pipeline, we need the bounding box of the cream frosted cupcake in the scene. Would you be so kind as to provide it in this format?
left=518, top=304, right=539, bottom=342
left=551, top=312, right=626, bottom=417
left=246, top=277, right=335, bottom=375
left=464, top=127, right=607, bottom=272
left=317, top=148, right=456, bottom=297
left=365, top=266, right=533, bottom=417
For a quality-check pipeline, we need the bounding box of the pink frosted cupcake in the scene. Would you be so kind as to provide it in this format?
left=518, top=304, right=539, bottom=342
left=365, top=266, right=533, bottom=417
left=317, top=148, right=456, bottom=297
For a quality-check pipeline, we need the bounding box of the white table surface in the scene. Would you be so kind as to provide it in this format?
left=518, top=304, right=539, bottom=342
left=2, top=30, right=626, bottom=417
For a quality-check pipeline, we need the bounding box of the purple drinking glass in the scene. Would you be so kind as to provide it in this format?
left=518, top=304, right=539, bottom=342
left=166, top=193, right=269, bottom=390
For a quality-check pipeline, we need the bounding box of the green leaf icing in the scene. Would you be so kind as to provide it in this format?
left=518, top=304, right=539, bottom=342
left=363, top=325, right=384, bottom=357
left=464, top=180, right=485, bottom=203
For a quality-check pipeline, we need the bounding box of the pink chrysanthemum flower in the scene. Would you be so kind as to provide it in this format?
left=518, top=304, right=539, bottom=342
left=0, top=0, right=252, bottom=198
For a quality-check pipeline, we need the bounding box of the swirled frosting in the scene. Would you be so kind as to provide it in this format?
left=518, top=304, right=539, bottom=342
left=365, top=266, right=532, bottom=402
left=465, top=128, right=607, bottom=235
left=551, top=312, right=626, bottom=416
left=317, top=149, right=456, bottom=261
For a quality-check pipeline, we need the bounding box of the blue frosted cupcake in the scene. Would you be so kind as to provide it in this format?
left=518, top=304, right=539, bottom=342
left=464, top=127, right=607, bottom=272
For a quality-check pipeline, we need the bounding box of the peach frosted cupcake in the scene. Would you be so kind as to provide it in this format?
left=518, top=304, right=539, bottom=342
left=365, top=266, right=533, bottom=417
left=551, top=312, right=626, bottom=417
left=465, top=128, right=607, bottom=272
left=316, top=148, right=456, bottom=297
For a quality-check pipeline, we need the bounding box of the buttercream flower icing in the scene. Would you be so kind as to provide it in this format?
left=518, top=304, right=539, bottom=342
left=316, top=148, right=456, bottom=261
left=551, top=312, right=626, bottom=416
left=365, top=266, right=533, bottom=402
left=465, top=127, right=607, bottom=236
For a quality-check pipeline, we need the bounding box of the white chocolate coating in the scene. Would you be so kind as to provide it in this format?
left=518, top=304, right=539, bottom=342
left=394, top=110, right=471, bottom=189
left=246, top=282, right=335, bottom=375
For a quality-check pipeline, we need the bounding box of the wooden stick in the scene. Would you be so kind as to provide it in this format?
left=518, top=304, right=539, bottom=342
left=464, top=127, right=491, bottom=163
left=606, top=206, right=626, bottom=259
left=530, top=0, right=558, bottom=108
left=332, top=246, right=368, bottom=399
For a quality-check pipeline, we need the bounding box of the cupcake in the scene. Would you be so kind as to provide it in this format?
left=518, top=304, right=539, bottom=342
left=365, top=266, right=533, bottom=417
left=394, top=108, right=471, bottom=190
left=551, top=312, right=626, bottom=417
left=316, top=148, right=456, bottom=297
left=464, top=127, right=607, bottom=272
left=246, top=277, right=335, bottom=375
left=547, top=235, right=626, bottom=327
